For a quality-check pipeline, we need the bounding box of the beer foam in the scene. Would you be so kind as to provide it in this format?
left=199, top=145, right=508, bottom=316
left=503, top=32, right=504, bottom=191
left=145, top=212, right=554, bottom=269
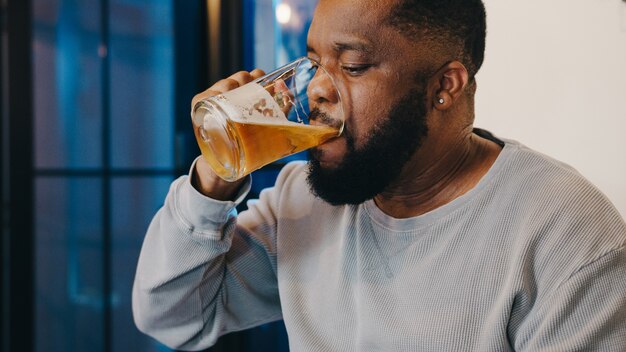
left=217, top=82, right=288, bottom=124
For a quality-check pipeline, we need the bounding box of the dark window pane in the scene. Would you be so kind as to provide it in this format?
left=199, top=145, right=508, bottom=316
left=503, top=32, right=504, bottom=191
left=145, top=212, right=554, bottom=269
left=110, top=0, right=174, bottom=169
left=111, top=176, right=175, bottom=352
left=33, top=0, right=103, bottom=168
left=35, top=177, right=104, bottom=352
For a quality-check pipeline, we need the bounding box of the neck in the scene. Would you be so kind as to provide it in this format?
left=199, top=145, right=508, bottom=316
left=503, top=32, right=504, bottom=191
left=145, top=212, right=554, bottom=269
left=373, top=131, right=501, bottom=218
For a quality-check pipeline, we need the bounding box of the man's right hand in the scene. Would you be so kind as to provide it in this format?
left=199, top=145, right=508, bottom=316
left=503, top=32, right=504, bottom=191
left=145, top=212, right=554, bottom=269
left=190, top=69, right=265, bottom=201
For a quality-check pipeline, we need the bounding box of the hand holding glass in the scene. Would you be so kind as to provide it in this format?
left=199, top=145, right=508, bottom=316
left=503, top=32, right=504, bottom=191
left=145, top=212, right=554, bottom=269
left=191, top=57, right=344, bottom=181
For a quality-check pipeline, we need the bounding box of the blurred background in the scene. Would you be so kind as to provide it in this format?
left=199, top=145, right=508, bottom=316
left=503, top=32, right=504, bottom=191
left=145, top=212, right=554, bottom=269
left=1, top=0, right=625, bottom=351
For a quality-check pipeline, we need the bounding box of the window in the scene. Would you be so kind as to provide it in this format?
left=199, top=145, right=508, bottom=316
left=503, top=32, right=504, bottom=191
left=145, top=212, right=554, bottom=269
left=32, top=1, right=176, bottom=351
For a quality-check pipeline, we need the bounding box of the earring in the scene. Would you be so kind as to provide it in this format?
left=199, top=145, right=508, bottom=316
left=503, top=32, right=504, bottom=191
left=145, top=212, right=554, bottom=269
left=438, top=98, right=445, bottom=104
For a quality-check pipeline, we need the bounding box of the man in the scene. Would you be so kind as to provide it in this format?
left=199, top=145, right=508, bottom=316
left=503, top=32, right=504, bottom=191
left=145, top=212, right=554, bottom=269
left=133, top=0, right=626, bottom=350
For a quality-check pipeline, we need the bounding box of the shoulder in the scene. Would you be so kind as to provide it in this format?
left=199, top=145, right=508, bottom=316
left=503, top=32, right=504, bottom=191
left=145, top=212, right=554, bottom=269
left=496, top=140, right=619, bottom=218
left=495, top=140, right=626, bottom=285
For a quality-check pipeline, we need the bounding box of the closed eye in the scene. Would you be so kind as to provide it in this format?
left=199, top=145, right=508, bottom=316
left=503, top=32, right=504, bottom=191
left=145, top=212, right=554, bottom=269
left=341, top=64, right=372, bottom=76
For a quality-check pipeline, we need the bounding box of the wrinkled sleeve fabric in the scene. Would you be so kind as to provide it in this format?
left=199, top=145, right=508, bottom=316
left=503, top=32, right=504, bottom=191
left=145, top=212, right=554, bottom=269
left=132, top=160, right=296, bottom=351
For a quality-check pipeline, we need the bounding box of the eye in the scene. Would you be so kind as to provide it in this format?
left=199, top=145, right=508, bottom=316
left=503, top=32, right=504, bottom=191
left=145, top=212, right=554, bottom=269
left=341, top=64, right=371, bottom=76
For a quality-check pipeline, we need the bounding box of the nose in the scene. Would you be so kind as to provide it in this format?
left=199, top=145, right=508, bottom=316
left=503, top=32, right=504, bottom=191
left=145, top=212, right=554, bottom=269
left=306, top=62, right=340, bottom=106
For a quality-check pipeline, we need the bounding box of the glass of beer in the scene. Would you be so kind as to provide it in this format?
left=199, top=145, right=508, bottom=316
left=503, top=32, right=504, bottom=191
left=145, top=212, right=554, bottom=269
left=191, top=57, right=344, bottom=181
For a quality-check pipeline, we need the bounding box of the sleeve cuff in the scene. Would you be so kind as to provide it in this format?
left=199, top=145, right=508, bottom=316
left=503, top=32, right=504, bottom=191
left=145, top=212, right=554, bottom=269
left=173, top=157, right=252, bottom=234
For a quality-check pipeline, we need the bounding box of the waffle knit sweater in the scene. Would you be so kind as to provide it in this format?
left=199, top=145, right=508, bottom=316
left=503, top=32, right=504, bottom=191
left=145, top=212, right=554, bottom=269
left=133, top=139, right=626, bottom=351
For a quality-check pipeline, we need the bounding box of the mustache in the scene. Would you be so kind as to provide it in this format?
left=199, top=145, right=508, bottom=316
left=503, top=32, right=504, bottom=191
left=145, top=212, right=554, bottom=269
left=309, top=108, right=343, bottom=129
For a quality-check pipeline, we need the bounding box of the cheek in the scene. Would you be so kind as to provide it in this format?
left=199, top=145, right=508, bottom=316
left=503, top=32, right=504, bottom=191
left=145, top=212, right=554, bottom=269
left=346, top=84, right=395, bottom=147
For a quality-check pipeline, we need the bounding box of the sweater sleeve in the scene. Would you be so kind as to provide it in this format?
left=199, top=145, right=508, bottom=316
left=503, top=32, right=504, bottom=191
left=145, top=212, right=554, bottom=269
left=132, top=160, right=290, bottom=351
left=512, top=245, right=626, bottom=351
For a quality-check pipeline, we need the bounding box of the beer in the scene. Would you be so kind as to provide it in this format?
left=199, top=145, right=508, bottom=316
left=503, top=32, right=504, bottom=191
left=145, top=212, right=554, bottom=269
left=194, top=118, right=339, bottom=181
left=191, top=58, right=344, bottom=181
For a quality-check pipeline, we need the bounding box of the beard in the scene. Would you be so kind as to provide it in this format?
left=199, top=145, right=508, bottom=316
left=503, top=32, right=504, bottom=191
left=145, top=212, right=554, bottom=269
left=306, top=87, right=429, bottom=205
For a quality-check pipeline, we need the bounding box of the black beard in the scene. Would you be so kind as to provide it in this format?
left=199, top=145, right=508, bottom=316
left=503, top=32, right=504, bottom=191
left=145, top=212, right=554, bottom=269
left=306, top=88, right=429, bottom=205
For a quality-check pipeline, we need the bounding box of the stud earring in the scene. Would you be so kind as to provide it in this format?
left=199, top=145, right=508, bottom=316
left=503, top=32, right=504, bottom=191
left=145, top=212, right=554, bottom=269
left=438, top=98, right=445, bottom=104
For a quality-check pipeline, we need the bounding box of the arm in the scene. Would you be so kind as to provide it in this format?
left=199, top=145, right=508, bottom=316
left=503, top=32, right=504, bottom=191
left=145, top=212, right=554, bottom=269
left=133, top=68, right=284, bottom=350
left=132, top=161, right=283, bottom=350
left=512, top=246, right=626, bottom=351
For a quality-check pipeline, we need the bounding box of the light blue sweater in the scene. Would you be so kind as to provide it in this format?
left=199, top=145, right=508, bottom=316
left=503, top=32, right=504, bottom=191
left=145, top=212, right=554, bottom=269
left=133, top=140, right=626, bottom=351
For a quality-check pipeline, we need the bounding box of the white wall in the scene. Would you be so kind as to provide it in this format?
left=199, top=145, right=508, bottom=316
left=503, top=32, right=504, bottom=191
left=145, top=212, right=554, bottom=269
left=476, top=0, right=626, bottom=218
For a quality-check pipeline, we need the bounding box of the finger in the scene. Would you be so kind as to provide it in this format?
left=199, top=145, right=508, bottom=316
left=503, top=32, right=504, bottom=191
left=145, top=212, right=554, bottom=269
left=191, top=69, right=265, bottom=112
left=211, top=78, right=242, bottom=93
left=191, top=89, right=223, bottom=112
left=274, top=79, right=289, bottom=94
left=229, top=71, right=253, bottom=85
left=273, top=80, right=294, bottom=116
left=250, top=68, right=265, bottom=79
left=191, top=77, right=241, bottom=112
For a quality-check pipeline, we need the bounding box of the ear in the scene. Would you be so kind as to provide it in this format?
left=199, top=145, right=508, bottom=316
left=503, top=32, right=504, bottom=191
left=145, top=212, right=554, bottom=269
left=430, top=61, right=469, bottom=111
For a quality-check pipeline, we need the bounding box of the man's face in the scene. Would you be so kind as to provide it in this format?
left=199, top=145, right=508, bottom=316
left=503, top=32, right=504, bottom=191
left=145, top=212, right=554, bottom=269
left=305, top=0, right=432, bottom=204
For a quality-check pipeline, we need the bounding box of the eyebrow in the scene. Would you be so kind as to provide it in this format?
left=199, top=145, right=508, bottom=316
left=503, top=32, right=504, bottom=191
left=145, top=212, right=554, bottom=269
left=334, top=41, right=373, bottom=54
left=307, top=40, right=373, bottom=55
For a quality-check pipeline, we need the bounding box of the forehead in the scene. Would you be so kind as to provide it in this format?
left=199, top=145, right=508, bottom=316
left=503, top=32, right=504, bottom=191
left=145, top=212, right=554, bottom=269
left=314, top=0, right=396, bottom=21
left=307, top=0, right=400, bottom=50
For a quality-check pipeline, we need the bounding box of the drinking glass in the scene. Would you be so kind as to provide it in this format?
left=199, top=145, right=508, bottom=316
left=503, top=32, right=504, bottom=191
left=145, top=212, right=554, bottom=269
left=191, top=57, right=344, bottom=181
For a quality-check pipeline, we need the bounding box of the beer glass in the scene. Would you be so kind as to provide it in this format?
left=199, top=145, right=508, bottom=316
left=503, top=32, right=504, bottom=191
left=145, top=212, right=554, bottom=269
left=191, top=57, right=344, bottom=181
